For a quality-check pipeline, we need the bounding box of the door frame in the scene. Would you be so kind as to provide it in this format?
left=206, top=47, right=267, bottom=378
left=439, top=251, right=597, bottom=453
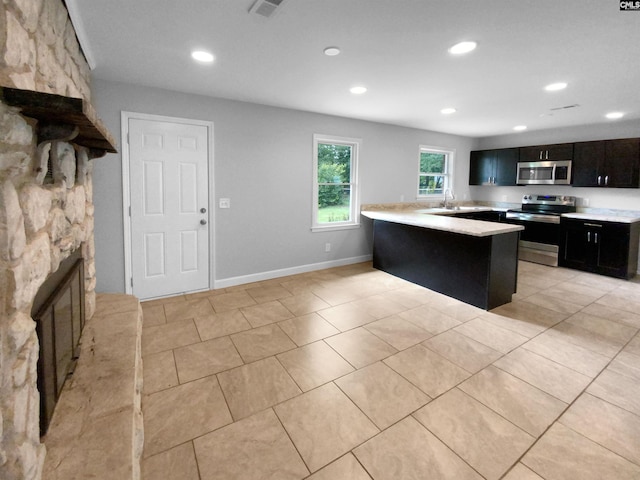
left=121, top=111, right=215, bottom=297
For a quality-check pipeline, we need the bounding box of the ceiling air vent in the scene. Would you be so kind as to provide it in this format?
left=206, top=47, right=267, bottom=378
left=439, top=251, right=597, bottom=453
left=249, top=0, right=285, bottom=18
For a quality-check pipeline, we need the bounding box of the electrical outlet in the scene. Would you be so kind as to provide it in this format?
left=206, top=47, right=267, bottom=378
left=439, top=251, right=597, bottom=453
left=400, top=194, right=405, bottom=202
left=583, top=198, right=590, bottom=207
left=219, top=198, right=230, bottom=209
left=325, top=243, right=331, bottom=252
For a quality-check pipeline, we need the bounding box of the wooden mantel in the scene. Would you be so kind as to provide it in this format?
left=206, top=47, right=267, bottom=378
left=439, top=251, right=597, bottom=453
left=0, top=86, right=117, bottom=154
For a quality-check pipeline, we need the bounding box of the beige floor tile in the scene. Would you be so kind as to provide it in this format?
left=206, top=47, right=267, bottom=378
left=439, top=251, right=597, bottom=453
left=217, top=356, right=301, bottom=420
left=547, top=322, right=624, bottom=358
left=317, top=303, right=378, bottom=331
left=573, top=272, right=623, bottom=291
left=143, top=376, right=232, bottom=457
left=335, top=362, right=430, bottom=429
left=280, top=277, right=321, bottom=295
left=142, top=442, right=199, bottom=480
left=494, top=347, right=592, bottom=403
left=521, top=292, right=584, bottom=315
left=608, top=350, right=640, bottom=381
left=432, top=300, right=484, bottom=322
left=539, top=282, right=606, bottom=306
left=596, top=292, right=640, bottom=315
left=384, top=344, right=469, bottom=398
left=141, top=304, right=166, bottom=328
left=143, top=350, right=178, bottom=394
left=279, top=292, right=331, bottom=316
left=414, top=388, right=534, bottom=480
left=193, top=309, right=252, bottom=341
left=559, top=393, right=640, bottom=466
left=422, top=329, right=502, bottom=373
left=274, top=383, right=379, bottom=473
left=311, top=284, right=363, bottom=306
left=173, top=336, right=244, bottom=383
left=354, top=417, right=482, bottom=480
left=502, top=463, right=544, bottom=480
left=277, top=312, right=340, bottom=346
left=193, top=409, right=308, bottom=480
left=454, top=317, right=528, bottom=354
left=209, top=290, right=257, bottom=312
left=624, top=334, right=640, bottom=356
left=324, top=327, right=397, bottom=369
left=523, top=332, right=610, bottom=377
left=240, top=300, right=295, bottom=328
left=459, top=366, right=567, bottom=437
left=379, top=286, right=435, bottom=309
left=512, top=282, right=540, bottom=301
left=142, top=319, right=201, bottom=357
left=277, top=341, right=354, bottom=392
left=245, top=284, right=293, bottom=304
left=587, top=369, right=640, bottom=416
left=565, top=311, right=638, bottom=345
left=163, top=298, right=214, bottom=322
left=351, top=294, right=408, bottom=319
left=141, top=294, right=186, bottom=308
left=306, top=453, right=372, bottom=480
left=364, top=315, right=432, bottom=350
left=522, top=423, right=640, bottom=480
left=485, top=301, right=565, bottom=337
left=398, top=305, right=462, bottom=334
left=582, top=302, right=640, bottom=329
left=230, top=323, right=296, bottom=363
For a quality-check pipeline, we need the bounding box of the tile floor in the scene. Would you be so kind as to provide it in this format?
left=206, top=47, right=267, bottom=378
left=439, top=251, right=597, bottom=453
left=140, top=261, right=640, bottom=480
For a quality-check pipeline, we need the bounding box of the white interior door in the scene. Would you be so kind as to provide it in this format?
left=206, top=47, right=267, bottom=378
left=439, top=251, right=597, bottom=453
left=128, top=117, right=210, bottom=299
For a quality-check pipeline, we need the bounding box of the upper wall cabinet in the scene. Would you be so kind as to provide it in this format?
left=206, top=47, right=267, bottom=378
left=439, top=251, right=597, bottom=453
left=572, top=138, right=640, bottom=188
left=469, top=148, right=519, bottom=186
left=519, top=143, right=574, bottom=162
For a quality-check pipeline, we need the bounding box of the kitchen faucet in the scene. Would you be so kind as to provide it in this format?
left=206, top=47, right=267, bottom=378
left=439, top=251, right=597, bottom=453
left=443, top=189, right=455, bottom=208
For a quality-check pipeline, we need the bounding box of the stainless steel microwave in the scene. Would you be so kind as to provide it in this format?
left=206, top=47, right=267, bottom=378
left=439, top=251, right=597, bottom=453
left=516, top=160, right=572, bottom=185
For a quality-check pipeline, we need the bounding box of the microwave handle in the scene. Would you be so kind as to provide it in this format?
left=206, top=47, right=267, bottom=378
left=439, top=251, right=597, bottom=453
left=552, top=163, right=557, bottom=181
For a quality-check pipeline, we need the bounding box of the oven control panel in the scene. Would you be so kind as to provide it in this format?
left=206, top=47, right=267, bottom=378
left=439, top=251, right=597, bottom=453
left=522, top=194, right=576, bottom=206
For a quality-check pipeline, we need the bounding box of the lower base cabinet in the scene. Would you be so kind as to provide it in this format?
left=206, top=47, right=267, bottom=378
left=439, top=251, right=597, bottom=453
left=559, top=218, right=640, bottom=279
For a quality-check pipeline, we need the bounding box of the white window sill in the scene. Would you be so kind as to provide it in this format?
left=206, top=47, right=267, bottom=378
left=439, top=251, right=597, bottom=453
left=311, top=223, right=360, bottom=233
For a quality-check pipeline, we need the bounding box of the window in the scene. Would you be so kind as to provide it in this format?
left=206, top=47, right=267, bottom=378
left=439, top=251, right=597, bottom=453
left=312, top=134, right=360, bottom=231
left=418, top=146, right=454, bottom=197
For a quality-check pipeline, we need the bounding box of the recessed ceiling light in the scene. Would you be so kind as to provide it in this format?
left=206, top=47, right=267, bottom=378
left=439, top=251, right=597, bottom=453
left=544, top=82, right=567, bottom=91
left=350, top=86, right=367, bottom=95
left=448, top=41, right=477, bottom=55
left=323, top=46, right=341, bottom=56
left=440, top=108, right=457, bottom=114
left=191, top=50, right=214, bottom=63
left=605, top=111, right=624, bottom=119
left=513, top=125, right=527, bottom=131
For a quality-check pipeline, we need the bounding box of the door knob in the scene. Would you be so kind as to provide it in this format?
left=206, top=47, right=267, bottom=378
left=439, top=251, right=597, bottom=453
left=200, top=219, right=207, bottom=225
left=200, top=207, right=207, bottom=213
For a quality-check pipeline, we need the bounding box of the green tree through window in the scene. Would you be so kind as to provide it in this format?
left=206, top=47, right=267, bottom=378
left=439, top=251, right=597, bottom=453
left=418, top=148, right=451, bottom=196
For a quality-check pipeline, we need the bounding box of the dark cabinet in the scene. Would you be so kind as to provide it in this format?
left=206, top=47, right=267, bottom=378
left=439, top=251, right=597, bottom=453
left=573, top=138, right=640, bottom=188
left=455, top=211, right=505, bottom=222
left=519, top=143, right=573, bottom=162
left=560, top=218, right=640, bottom=279
left=469, top=148, right=519, bottom=186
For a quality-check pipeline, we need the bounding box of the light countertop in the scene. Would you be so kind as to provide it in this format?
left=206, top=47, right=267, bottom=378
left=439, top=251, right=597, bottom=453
left=562, top=213, right=640, bottom=224
left=361, top=210, right=524, bottom=237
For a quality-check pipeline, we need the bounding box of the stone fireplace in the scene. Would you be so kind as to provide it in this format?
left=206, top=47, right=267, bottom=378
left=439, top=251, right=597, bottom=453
left=0, top=2, right=120, bottom=479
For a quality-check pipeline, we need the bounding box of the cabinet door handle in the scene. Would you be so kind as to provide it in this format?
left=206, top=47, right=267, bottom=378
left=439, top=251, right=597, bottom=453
left=539, top=151, right=543, bottom=160
left=584, top=223, right=602, bottom=228
left=587, top=231, right=591, bottom=242
left=545, top=150, right=549, bottom=160
left=594, top=232, right=598, bottom=244
left=604, top=175, right=609, bottom=186
left=597, top=175, right=602, bottom=185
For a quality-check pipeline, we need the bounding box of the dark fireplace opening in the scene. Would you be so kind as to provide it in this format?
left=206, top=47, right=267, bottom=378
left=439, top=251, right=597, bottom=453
left=32, top=249, right=85, bottom=436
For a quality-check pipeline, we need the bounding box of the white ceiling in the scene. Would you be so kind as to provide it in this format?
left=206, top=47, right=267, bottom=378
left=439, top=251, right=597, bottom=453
left=69, top=0, right=640, bottom=138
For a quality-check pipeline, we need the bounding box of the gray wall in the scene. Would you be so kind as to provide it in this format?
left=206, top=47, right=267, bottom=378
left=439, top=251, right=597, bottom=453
left=473, top=119, right=640, bottom=209
left=92, top=79, right=476, bottom=293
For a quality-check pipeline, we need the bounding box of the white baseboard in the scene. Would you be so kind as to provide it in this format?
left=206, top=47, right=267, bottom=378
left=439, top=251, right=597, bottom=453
left=213, top=255, right=373, bottom=289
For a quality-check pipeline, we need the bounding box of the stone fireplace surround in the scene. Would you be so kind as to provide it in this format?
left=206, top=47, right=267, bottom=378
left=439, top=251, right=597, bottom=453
left=0, top=2, right=143, bottom=478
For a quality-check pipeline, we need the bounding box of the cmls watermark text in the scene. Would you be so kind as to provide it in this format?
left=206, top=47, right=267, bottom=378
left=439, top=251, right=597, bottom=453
left=620, top=1, right=640, bottom=10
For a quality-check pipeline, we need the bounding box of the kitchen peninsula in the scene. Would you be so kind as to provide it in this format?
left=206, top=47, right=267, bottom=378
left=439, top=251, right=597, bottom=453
left=361, top=208, right=524, bottom=310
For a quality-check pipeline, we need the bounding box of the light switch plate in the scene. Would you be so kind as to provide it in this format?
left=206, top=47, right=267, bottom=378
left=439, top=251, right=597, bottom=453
left=219, top=198, right=231, bottom=208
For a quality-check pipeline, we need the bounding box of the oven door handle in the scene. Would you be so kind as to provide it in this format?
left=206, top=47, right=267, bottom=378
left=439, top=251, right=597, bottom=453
left=505, top=212, right=560, bottom=224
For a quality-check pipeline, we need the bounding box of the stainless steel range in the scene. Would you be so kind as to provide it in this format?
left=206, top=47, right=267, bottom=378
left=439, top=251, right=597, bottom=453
left=504, top=194, right=576, bottom=266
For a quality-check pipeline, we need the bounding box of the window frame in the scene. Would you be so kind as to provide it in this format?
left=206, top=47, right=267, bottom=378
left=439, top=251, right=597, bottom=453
left=312, top=134, right=361, bottom=232
left=417, top=145, right=455, bottom=199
